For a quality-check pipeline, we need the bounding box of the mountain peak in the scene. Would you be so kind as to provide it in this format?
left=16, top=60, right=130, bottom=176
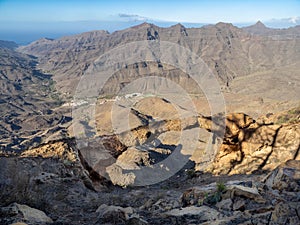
left=242, top=20, right=272, bottom=35
left=215, top=22, right=235, bottom=29
left=172, top=23, right=185, bottom=28
left=132, top=22, right=154, bottom=29
left=255, top=20, right=266, bottom=28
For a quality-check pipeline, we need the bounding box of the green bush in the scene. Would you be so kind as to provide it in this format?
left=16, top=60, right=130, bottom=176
left=186, top=169, right=197, bottom=179
left=203, top=182, right=227, bottom=205
left=217, top=182, right=226, bottom=192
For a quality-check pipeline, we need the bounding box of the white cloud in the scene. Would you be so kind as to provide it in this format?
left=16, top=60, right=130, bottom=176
left=289, top=16, right=300, bottom=24
left=118, top=14, right=148, bottom=22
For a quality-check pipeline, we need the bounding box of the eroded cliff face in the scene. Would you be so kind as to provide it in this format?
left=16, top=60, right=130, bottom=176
left=199, top=108, right=300, bottom=175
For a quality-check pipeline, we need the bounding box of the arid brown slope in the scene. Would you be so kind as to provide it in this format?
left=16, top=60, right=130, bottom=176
left=0, top=46, right=70, bottom=151
left=243, top=21, right=300, bottom=37
left=18, top=22, right=300, bottom=98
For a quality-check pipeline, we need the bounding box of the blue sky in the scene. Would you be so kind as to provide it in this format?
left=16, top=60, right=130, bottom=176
left=1, top=0, right=299, bottom=44
left=0, top=0, right=299, bottom=23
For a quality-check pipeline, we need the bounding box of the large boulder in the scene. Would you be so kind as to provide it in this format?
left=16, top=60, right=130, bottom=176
left=263, top=159, right=300, bottom=191
left=96, top=204, right=137, bottom=224
left=0, top=203, right=53, bottom=224
left=116, top=147, right=151, bottom=170
left=165, top=205, right=222, bottom=221
left=105, top=147, right=152, bottom=187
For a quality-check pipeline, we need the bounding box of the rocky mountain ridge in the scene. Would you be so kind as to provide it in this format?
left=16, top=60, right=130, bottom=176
left=18, top=22, right=300, bottom=97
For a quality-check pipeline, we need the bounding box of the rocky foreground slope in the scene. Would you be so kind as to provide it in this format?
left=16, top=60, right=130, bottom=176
left=0, top=108, right=299, bottom=224
left=0, top=141, right=299, bottom=224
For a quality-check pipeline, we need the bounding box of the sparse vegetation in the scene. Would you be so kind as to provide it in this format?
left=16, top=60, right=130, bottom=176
left=203, top=182, right=227, bottom=205
left=48, top=79, right=56, bottom=92
left=204, top=191, right=222, bottom=205
left=276, top=107, right=300, bottom=124
left=217, top=182, right=227, bottom=192
left=186, top=169, right=197, bottom=179
left=50, top=93, right=64, bottom=105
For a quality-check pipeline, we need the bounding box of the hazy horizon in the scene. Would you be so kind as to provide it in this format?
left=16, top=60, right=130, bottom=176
left=0, top=0, right=300, bottom=44
left=1, top=19, right=300, bottom=45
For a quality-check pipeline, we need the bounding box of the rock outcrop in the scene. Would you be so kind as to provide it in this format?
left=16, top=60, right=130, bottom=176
left=76, top=107, right=300, bottom=186
left=197, top=111, right=300, bottom=175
